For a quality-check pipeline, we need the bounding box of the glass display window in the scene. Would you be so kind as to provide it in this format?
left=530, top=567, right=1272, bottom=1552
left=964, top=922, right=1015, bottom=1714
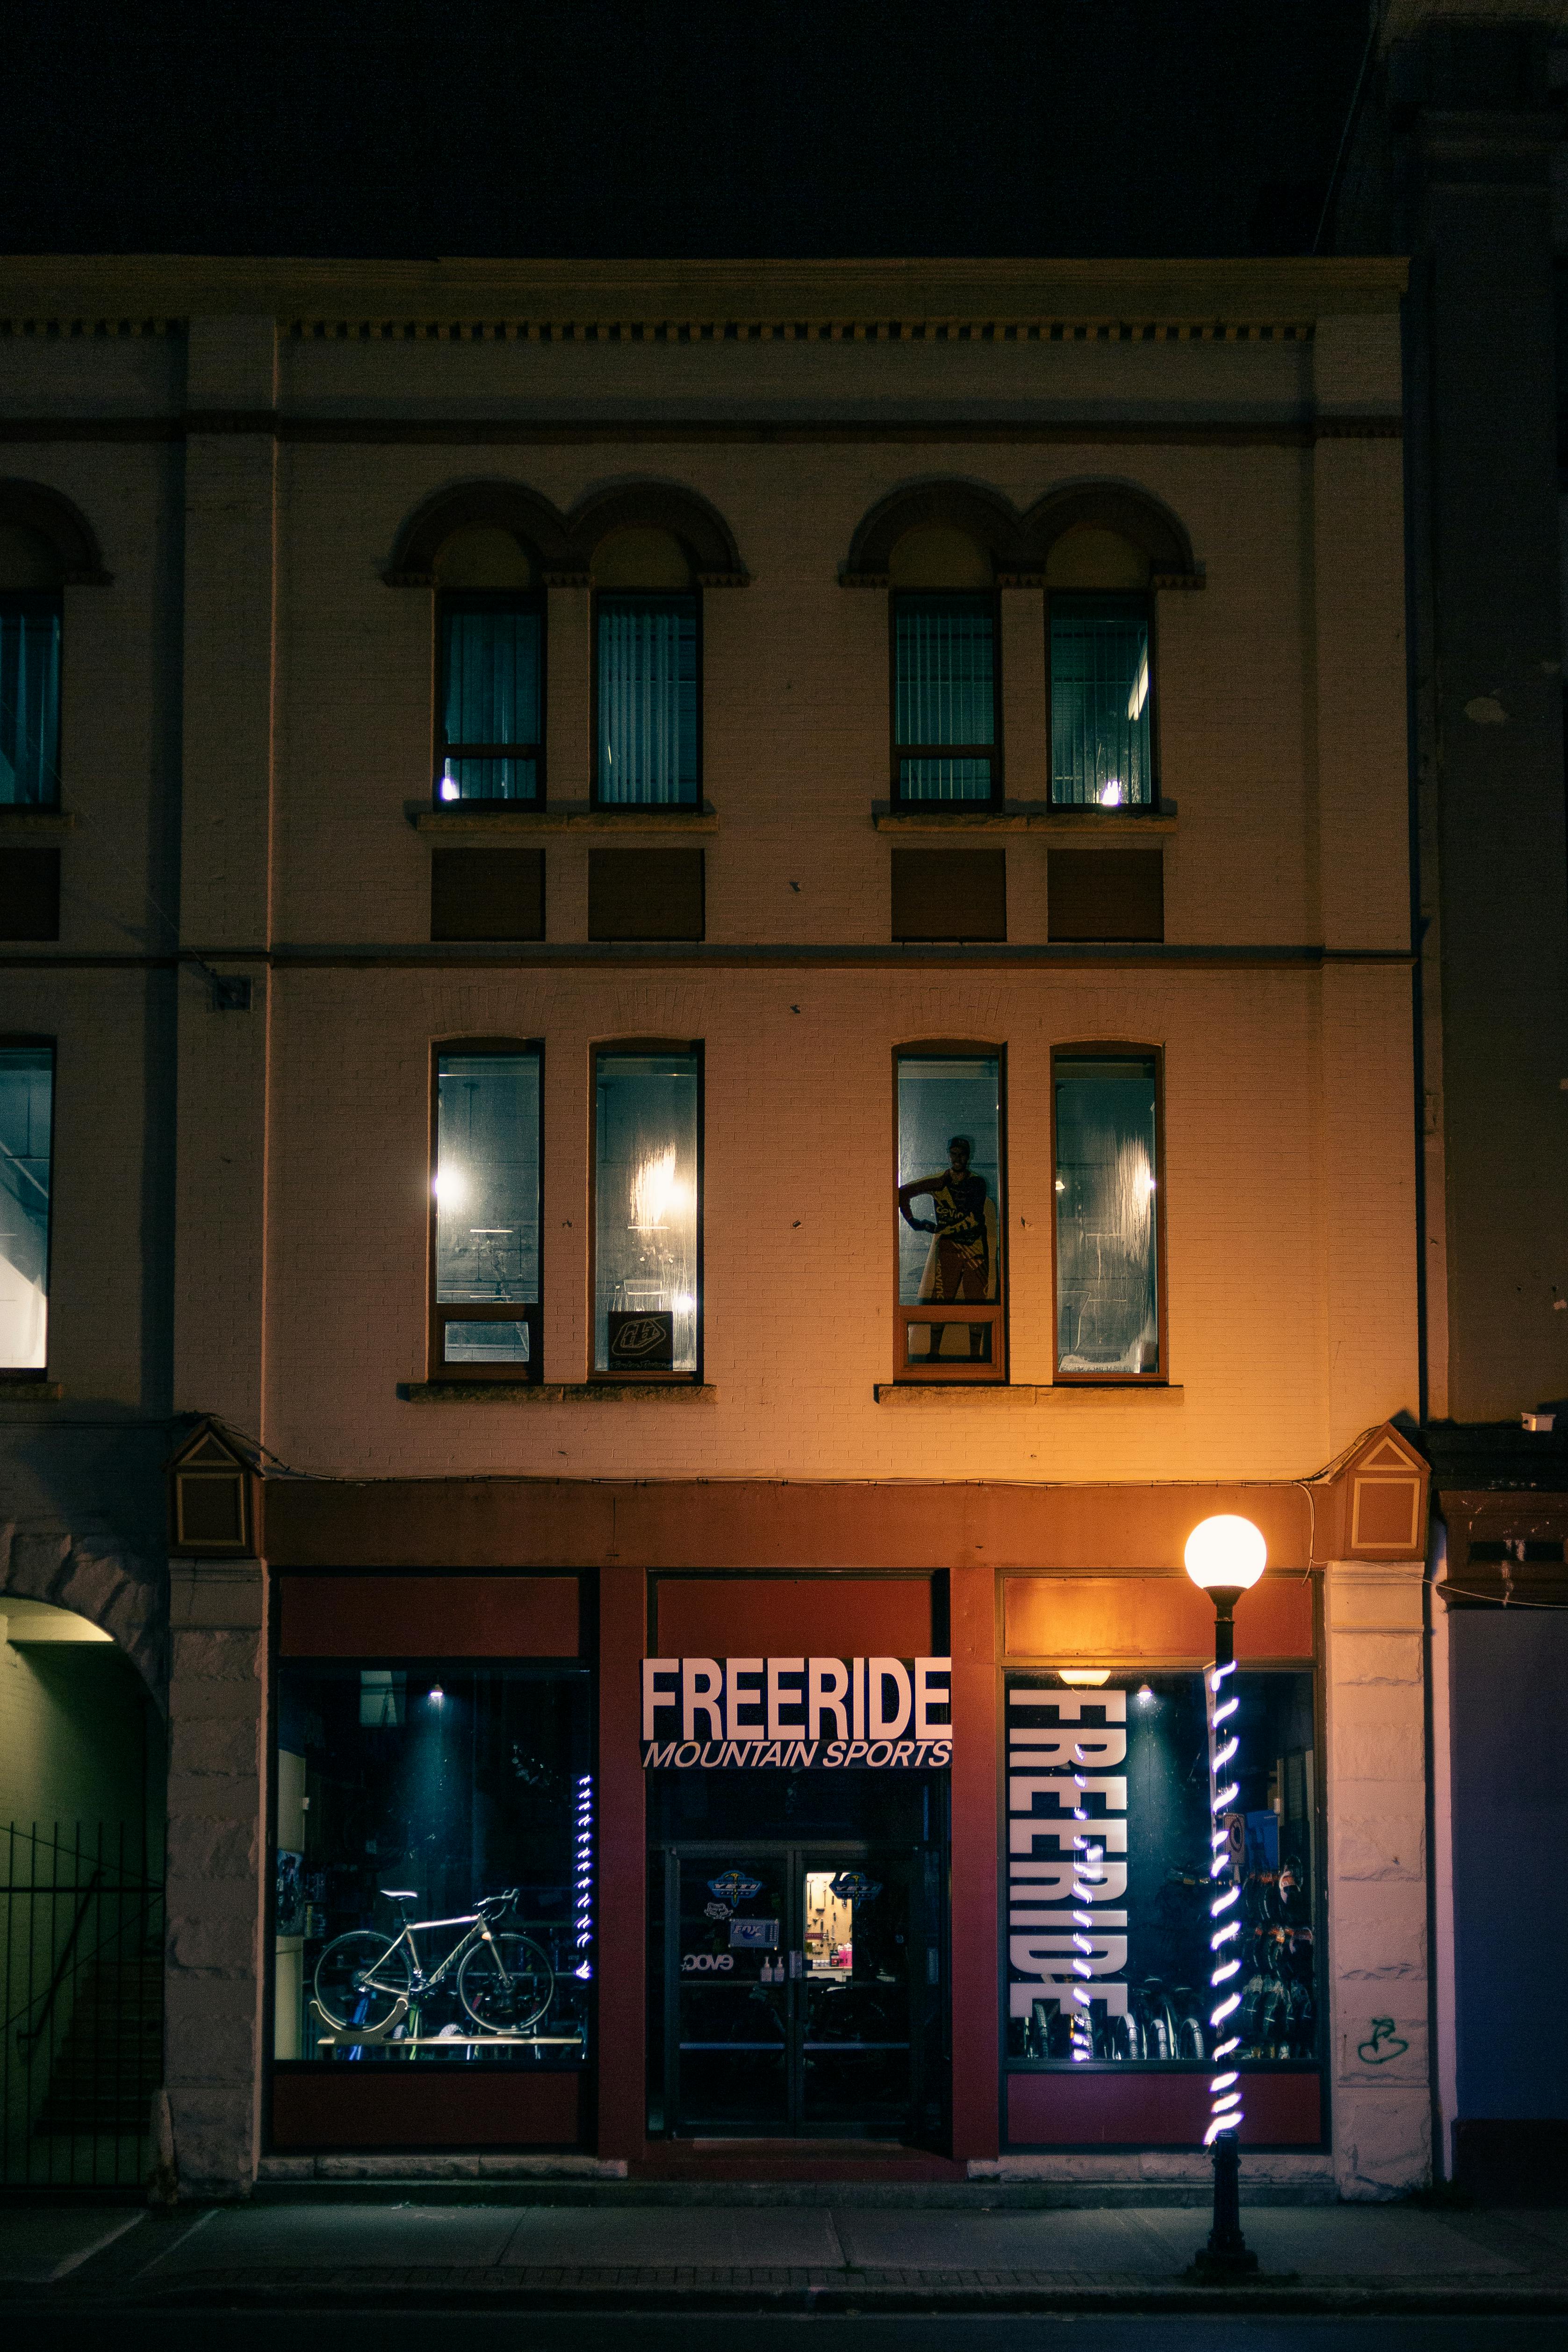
left=1049, top=593, right=1153, bottom=809
left=593, top=1048, right=701, bottom=1376
left=436, top=593, right=543, bottom=804
left=0, top=1044, right=52, bottom=1370
left=895, top=1050, right=1004, bottom=1381
left=1005, top=1670, right=1319, bottom=2072
left=431, top=1045, right=541, bottom=1379
left=1053, top=1050, right=1161, bottom=1381
left=272, top=1662, right=591, bottom=2068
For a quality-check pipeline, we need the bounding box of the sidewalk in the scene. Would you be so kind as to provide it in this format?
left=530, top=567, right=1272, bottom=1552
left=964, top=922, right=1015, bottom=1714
left=5, top=2193, right=1568, bottom=2315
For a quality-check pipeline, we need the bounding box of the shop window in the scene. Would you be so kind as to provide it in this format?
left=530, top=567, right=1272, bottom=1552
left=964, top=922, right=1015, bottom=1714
left=892, top=594, right=998, bottom=805
left=594, top=594, right=700, bottom=806
left=431, top=1045, right=541, bottom=1380
left=593, top=1046, right=700, bottom=1377
left=1005, top=1671, right=1319, bottom=2075
left=1053, top=1050, right=1161, bottom=1380
left=1050, top=594, right=1154, bottom=809
left=895, top=1049, right=1004, bottom=1381
left=430, top=848, right=545, bottom=942
left=0, top=1044, right=52, bottom=1371
left=0, top=590, right=62, bottom=808
left=272, top=1662, right=591, bottom=2069
left=436, top=591, right=544, bottom=806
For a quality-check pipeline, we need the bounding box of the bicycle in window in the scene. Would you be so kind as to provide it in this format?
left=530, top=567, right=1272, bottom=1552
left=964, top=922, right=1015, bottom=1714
left=313, top=1888, right=554, bottom=2037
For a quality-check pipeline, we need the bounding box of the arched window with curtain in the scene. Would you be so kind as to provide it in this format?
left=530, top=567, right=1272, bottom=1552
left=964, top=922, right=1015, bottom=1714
left=1046, top=530, right=1154, bottom=811
left=0, top=524, right=64, bottom=809
left=889, top=526, right=999, bottom=806
left=592, top=528, right=699, bottom=807
left=435, top=525, right=544, bottom=805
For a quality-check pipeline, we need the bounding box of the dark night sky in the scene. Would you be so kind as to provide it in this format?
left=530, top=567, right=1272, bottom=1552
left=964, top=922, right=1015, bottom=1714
left=1, top=2, right=1370, bottom=260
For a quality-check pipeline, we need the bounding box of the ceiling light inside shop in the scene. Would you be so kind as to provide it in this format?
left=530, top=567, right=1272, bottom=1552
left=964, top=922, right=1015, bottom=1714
left=1058, top=1668, right=1111, bottom=1687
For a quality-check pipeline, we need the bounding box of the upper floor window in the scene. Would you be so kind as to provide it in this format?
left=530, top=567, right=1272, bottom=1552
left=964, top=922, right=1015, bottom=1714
left=435, top=527, right=543, bottom=805
left=0, top=524, right=65, bottom=809
left=892, top=596, right=997, bottom=805
left=1046, top=527, right=1155, bottom=811
left=1053, top=1050, right=1161, bottom=1381
left=594, top=529, right=699, bottom=808
left=593, top=1046, right=701, bottom=1377
left=895, top=1048, right=1004, bottom=1382
left=431, top=1044, right=541, bottom=1380
left=0, top=1044, right=53, bottom=1371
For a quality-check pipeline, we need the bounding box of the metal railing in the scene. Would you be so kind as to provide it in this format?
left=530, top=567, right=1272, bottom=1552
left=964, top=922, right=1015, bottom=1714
left=1, top=1822, right=164, bottom=2186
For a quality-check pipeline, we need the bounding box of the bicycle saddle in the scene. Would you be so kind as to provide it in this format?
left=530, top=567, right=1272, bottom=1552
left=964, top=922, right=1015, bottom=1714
left=380, top=1888, right=418, bottom=1903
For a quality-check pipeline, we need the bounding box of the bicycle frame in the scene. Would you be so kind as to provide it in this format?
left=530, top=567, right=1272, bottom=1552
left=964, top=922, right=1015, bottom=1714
left=362, top=1911, right=510, bottom=1999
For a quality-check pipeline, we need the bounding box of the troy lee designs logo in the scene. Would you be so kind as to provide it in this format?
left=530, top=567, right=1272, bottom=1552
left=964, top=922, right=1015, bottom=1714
left=611, top=1317, right=668, bottom=1358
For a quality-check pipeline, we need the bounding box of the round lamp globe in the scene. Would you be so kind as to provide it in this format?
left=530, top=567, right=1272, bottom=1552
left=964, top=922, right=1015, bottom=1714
left=1184, top=1514, right=1266, bottom=1594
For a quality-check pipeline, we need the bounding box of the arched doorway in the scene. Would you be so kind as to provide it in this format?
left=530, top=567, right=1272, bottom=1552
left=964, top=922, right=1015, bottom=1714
left=0, top=1597, right=166, bottom=2185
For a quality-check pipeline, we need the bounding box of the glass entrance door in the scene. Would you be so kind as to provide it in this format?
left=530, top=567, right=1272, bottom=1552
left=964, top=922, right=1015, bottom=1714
left=664, top=1843, right=944, bottom=2139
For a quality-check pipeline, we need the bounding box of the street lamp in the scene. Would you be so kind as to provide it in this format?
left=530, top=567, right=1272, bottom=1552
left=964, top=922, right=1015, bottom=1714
left=1184, top=1513, right=1266, bottom=2281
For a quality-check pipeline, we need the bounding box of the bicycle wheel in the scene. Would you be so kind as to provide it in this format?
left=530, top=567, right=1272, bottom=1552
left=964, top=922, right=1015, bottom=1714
left=314, top=1931, right=411, bottom=2031
left=457, top=1932, right=554, bottom=2035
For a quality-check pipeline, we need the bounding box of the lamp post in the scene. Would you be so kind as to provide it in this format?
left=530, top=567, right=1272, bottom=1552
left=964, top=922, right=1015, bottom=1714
left=1184, top=1512, right=1266, bottom=2281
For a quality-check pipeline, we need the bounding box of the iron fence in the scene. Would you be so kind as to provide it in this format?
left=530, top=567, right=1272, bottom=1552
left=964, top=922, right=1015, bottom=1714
left=1, top=1821, right=164, bottom=2187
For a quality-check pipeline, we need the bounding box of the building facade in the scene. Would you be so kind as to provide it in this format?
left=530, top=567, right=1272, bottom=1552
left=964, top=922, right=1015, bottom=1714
left=0, top=256, right=1427, bottom=2198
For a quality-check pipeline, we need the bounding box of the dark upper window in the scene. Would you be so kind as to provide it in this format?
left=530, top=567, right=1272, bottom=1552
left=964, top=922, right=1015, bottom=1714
left=595, top=595, right=699, bottom=807
left=436, top=595, right=544, bottom=805
left=892, top=595, right=998, bottom=806
left=1049, top=594, right=1153, bottom=810
left=431, top=1044, right=542, bottom=1380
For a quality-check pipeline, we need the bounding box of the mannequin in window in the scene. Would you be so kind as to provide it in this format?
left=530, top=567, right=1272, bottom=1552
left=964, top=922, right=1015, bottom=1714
left=899, top=1135, right=999, bottom=1360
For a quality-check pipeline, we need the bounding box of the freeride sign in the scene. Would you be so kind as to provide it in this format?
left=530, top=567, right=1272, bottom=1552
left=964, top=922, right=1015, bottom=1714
left=641, top=1656, right=952, bottom=1769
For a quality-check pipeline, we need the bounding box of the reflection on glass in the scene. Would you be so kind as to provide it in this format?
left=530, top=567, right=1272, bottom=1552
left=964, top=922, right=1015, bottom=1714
left=435, top=1052, right=540, bottom=1304
left=1050, top=595, right=1152, bottom=807
left=273, top=1663, right=591, bottom=2065
left=594, top=1051, right=699, bottom=1373
left=894, top=597, right=995, bottom=802
left=897, top=1055, right=1001, bottom=1366
left=0, top=602, right=62, bottom=806
left=1006, top=1672, right=1317, bottom=2068
left=597, top=597, right=698, bottom=805
left=0, top=1047, right=51, bottom=1368
left=437, top=599, right=541, bottom=803
left=1054, top=1054, right=1158, bottom=1376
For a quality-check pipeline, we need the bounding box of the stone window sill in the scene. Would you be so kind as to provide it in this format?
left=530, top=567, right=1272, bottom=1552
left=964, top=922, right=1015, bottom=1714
left=400, top=1380, right=716, bottom=1403
left=875, top=1382, right=1183, bottom=1404
left=412, top=803, right=718, bottom=837
left=873, top=805, right=1175, bottom=836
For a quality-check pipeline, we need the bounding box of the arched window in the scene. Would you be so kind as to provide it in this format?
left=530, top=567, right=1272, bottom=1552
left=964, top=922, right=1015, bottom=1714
left=388, top=484, right=576, bottom=806
left=572, top=485, right=744, bottom=809
left=1025, top=485, right=1195, bottom=813
left=845, top=485, right=1027, bottom=809
left=0, top=482, right=107, bottom=812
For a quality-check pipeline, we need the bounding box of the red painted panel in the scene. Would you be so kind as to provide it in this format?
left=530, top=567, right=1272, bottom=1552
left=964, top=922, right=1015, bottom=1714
left=1004, top=1573, right=1314, bottom=1663
left=655, top=1576, right=932, bottom=1657
left=949, top=1563, right=999, bottom=2163
left=597, top=1563, right=647, bottom=2164
left=272, top=2069, right=583, bottom=2149
left=1007, top=2070, right=1321, bottom=2148
left=278, top=1574, right=580, bottom=1658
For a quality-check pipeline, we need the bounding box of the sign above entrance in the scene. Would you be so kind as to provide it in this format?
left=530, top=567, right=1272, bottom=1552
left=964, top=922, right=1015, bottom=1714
left=641, top=1656, right=952, bottom=1769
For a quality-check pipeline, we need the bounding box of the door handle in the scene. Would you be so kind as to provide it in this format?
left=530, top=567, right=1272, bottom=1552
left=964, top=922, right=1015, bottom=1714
left=788, top=1949, right=804, bottom=1979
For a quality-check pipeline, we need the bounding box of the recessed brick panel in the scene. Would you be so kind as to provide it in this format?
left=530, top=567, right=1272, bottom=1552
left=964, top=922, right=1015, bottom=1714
left=430, top=847, right=544, bottom=941
left=891, top=848, right=1007, bottom=941
left=588, top=846, right=704, bottom=940
left=1048, top=848, right=1163, bottom=941
left=0, top=846, right=60, bottom=941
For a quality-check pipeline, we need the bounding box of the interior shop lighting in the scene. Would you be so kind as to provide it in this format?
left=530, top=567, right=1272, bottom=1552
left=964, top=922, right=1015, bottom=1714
left=1057, top=1668, right=1111, bottom=1688
left=1135, top=1683, right=1155, bottom=1705
left=433, top=1167, right=468, bottom=1208
left=1184, top=1513, right=1266, bottom=2280
left=428, top=1684, right=444, bottom=1704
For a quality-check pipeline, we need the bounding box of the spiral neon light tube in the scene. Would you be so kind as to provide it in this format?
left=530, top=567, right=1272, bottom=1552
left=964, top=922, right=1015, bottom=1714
left=1203, top=1658, right=1242, bottom=2148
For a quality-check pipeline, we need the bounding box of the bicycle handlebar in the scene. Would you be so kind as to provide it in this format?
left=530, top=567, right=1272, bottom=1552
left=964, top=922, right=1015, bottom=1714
left=475, top=1888, right=520, bottom=1920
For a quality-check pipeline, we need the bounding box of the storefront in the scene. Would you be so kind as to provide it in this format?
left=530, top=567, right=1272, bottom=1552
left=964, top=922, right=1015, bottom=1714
left=255, top=1426, right=1429, bottom=2181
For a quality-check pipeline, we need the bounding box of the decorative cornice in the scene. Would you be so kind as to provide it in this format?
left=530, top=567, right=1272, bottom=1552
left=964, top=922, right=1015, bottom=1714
left=0, top=413, right=1403, bottom=449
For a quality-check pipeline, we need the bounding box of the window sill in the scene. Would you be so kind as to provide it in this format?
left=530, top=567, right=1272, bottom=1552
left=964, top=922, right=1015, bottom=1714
left=0, top=1380, right=65, bottom=1401
left=873, top=804, right=1176, bottom=836
left=400, top=1380, right=716, bottom=1403
left=875, top=1382, right=1182, bottom=1404
left=0, top=810, right=77, bottom=840
left=413, top=803, right=718, bottom=837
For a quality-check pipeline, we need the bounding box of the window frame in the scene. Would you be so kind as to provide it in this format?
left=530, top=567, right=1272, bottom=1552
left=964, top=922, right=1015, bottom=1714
left=427, top=1037, right=544, bottom=1384
left=432, top=588, right=547, bottom=808
left=892, top=1039, right=1008, bottom=1386
left=589, top=1038, right=704, bottom=1384
left=1045, top=589, right=1158, bottom=814
left=590, top=589, right=703, bottom=811
left=888, top=589, right=1003, bottom=810
left=1049, top=1042, right=1167, bottom=1387
left=0, top=1034, right=56, bottom=1380
left=0, top=590, right=65, bottom=811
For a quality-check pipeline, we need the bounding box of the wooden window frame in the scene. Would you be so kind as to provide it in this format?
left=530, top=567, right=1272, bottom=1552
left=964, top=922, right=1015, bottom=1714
left=0, top=590, right=64, bottom=811
left=1049, top=1042, right=1168, bottom=1386
left=589, top=1038, right=704, bottom=1383
left=427, top=1037, right=544, bottom=1383
left=1045, top=588, right=1159, bottom=814
left=889, top=589, right=1002, bottom=810
left=433, top=589, right=547, bottom=807
left=590, top=590, right=703, bottom=811
left=0, top=1034, right=55, bottom=1381
left=892, top=1040, right=1008, bottom=1385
